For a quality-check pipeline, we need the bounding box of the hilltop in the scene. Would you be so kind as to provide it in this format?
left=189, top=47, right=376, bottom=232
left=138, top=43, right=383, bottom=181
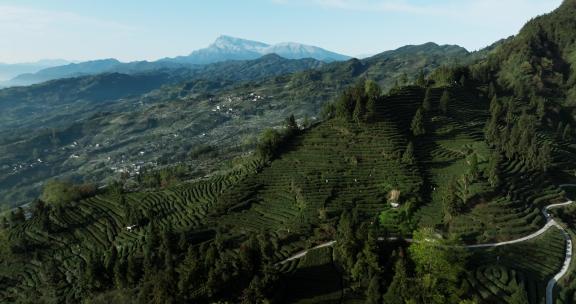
left=0, top=59, right=71, bottom=82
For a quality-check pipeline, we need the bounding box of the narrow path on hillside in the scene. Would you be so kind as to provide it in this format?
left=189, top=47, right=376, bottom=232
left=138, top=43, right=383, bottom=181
left=545, top=184, right=575, bottom=304
left=278, top=186, right=576, bottom=304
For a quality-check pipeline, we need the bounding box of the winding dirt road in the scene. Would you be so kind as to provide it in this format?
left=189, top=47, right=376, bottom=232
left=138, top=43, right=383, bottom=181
left=278, top=186, right=575, bottom=304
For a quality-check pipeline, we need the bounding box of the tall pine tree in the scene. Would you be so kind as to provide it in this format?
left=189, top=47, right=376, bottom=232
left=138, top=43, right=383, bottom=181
left=411, top=107, right=426, bottom=136
left=439, top=90, right=451, bottom=114
left=422, top=88, right=433, bottom=112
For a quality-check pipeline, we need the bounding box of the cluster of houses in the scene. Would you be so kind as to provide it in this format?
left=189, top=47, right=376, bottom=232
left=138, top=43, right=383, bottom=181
left=211, top=92, right=268, bottom=113
left=2, top=158, right=47, bottom=176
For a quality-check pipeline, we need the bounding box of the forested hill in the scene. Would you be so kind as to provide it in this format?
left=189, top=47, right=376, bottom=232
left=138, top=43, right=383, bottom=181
left=2, top=2, right=576, bottom=303
left=479, top=0, right=576, bottom=102
left=467, top=0, right=576, bottom=142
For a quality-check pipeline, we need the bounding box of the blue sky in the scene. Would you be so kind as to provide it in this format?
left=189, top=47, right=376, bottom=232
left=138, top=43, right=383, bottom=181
left=0, top=0, right=563, bottom=63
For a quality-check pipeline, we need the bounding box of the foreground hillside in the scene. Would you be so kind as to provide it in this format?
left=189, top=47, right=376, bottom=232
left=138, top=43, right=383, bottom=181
left=1, top=74, right=575, bottom=303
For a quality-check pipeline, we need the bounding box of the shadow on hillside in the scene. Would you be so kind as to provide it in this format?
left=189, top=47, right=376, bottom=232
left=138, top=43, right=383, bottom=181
left=280, top=263, right=343, bottom=303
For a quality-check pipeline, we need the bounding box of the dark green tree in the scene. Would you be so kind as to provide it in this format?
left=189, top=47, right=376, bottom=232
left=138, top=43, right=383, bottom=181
left=459, top=74, right=467, bottom=86
left=364, top=80, right=381, bottom=122
left=538, top=144, right=553, bottom=172
left=285, top=114, right=299, bottom=134
left=335, top=90, right=355, bottom=120
left=487, top=152, right=502, bottom=188
left=468, top=153, right=479, bottom=180
left=489, top=96, right=502, bottom=120
left=402, top=142, right=416, bottom=165
left=410, top=107, right=426, bottom=136
left=365, top=274, right=381, bottom=304
left=422, top=88, right=433, bottom=112
left=353, top=95, right=366, bottom=124
left=127, top=255, right=140, bottom=286
left=10, top=207, right=25, bottom=226
left=240, top=276, right=266, bottom=304
left=42, top=180, right=82, bottom=206
left=536, top=97, right=547, bottom=121
left=256, top=129, right=283, bottom=160
left=83, top=253, right=104, bottom=290
left=383, top=258, right=409, bottom=304
left=400, top=73, right=409, bottom=85
left=439, top=90, right=451, bottom=114
left=334, top=211, right=358, bottom=272
left=563, top=124, right=572, bottom=141
left=505, top=100, right=515, bottom=124
left=105, top=246, right=118, bottom=273
left=442, top=178, right=460, bottom=223
left=488, top=82, right=497, bottom=98
left=485, top=118, right=499, bottom=146
left=113, top=258, right=127, bottom=289
left=416, top=69, right=426, bottom=87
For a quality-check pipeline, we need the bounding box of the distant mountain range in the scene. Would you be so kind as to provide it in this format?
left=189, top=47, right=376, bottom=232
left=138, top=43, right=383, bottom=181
left=0, top=59, right=71, bottom=82
left=164, top=35, right=350, bottom=64
left=0, top=36, right=350, bottom=87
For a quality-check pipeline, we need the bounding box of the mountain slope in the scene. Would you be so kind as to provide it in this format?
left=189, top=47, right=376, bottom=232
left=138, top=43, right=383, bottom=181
left=0, top=42, right=471, bottom=208
left=4, top=59, right=123, bottom=87
left=0, top=55, right=325, bottom=132
left=0, top=59, right=70, bottom=82
left=262, top=42, right=349, bottom=62
left=165, top=35, right=269, bottom=64
left=480, top=0, right=576, bottom=100
left=1, top=80, right=572, bottom=303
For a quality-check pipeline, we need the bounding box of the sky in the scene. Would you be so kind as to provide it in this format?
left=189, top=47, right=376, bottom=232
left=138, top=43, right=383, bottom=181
left=0, top=0, right=564, bottom=63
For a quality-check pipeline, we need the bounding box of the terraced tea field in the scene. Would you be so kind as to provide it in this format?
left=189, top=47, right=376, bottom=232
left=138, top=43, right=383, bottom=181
left=0, top=158, right=263, bottom=301
left=467, top=229, right=567, bottom=304
left=218, top=117, right=422, bottom=245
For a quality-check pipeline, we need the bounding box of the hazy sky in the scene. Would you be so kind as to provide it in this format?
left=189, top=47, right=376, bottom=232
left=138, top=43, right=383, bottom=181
left=0, top=0, right=563, bottom=63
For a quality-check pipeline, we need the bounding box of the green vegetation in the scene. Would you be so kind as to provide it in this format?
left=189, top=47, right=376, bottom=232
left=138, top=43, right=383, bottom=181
left=0, top=42, right=472, bottom=208
left=467, top=229, right=566, bottom=303
left=41, top=180, right=97, bottom=206
left=3, top=1, right=576, bottom=303
left=3, top=68, right=571, bottom=302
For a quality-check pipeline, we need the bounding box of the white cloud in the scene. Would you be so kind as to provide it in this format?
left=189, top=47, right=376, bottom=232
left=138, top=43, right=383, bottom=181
left=273, top=0, right=560, bottom=19
left=311, top=0, right=434, bottom=13
left=0, top=5, right=136, bottom=63
left=0, top=5, right=134, bottom=32
left=270, top=0, right=561, bottom=52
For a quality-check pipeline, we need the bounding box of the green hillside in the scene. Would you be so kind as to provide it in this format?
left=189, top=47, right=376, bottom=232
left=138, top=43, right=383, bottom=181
left=2, top=1, right=576, bottom=304
left=0, top=42, right=472, bottom=208
left=1, top=74, right=573, bottom=303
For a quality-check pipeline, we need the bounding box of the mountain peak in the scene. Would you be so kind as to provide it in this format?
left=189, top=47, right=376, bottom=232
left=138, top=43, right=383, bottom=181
left=169, top=36, right=349, bottom=65
left=211, top=35, right=269, bottom=51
